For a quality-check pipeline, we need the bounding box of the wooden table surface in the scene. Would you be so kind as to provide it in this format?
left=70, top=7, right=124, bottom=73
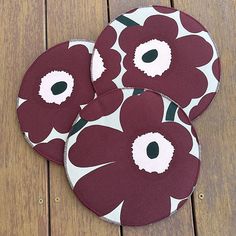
left=0, top=0, right=235, bottom=235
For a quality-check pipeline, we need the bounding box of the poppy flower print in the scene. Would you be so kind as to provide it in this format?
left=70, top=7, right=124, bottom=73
left=38, top=70, right=74, bottom=105
left=65, top=88, right=200, bottom=226
left=91, top=6, right=220, bottom=120
left=17, top=40, right=96, bottom=164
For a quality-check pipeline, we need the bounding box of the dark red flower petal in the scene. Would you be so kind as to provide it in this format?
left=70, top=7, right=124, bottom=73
left=17, top=101, right=55, bottom=143
left=119, top=26, right=148, bottom=53
left=160, top=122, right=193, bottom=154
left=160, top=66, right=208, bottom=107
left=180, top=12, right=206, bottom=33
left=166, top=154, right=200, bottom=199
left=74, top=163, right=125, bottom=216
left=119, top=15, right=178, bottom=54
left=52, top=106, right=80, bottom=133
left=80, top=89, right=123, bottom=121
left=144, top=15, right=178, bottom=42
left=93, top=79, right=117, bottom=96
left=34, top=139, right=65, bottom=164
left=121, top=186, right=171, bottom=226
left=120, top=91, right=164, bottom=134
left=18, top=98, right=81, bottom=143
left=96, top=25, right=117, bottom=50
left=175, top=35, right=213, bottom=67
left=69, top=125, right=126, bottom=167
left=189, top=92, right=217, bottom=120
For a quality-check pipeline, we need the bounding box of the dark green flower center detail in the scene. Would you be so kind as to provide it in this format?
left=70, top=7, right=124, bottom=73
left=142, top=49, right=158, bottom=63
left=146, top=141, right=159, bottom=159
left=51, top=81, right=67, bottom=95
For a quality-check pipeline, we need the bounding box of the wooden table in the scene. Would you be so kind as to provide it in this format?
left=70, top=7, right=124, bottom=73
left=0, top=0, right=235, bottom=235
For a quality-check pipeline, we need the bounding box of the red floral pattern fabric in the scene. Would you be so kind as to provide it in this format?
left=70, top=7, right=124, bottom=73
left=91, top=6, right=220, bottom=120
left=65, top=88, right=200, bottom=226
left=17, top=41, right=96, bottom=164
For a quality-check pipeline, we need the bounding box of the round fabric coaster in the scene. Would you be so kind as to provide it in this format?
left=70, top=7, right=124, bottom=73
left=65, top=88, right=200, bottom=226
left=17, top=40, right=95, bottom=165
left=91, top=5, right=220, bottom=120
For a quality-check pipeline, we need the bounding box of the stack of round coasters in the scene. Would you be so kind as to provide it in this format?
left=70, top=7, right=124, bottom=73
left=91, top=5, right=220, bottom=120
left=17, top=40, right=95, bottom=164
left=64, top=88, right=200, bottom=226
left=16, top=5, right=221, bottom=227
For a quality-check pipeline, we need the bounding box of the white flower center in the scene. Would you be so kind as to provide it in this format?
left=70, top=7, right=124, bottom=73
left=133, top=39, right=172, bottom=77
left=91, top=49, right=106, bottom=81
left=131, top=132, right=174, bottom=174
left=38, top=70, right=74, bottom=105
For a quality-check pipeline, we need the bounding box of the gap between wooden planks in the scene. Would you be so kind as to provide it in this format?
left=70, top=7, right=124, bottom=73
left=0, top=1, right=48, bottom=236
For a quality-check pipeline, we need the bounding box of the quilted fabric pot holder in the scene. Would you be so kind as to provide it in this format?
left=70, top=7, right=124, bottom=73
left=17, top=40, right=95, bottom=164
left=91, top=6, right=220, bottom=120
left=64, top=88, right=200, bottom=226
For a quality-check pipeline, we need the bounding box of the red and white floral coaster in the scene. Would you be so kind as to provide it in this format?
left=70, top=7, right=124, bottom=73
left=91, top=6, right=220, bottom=120
left=64, top=88, right=200, bottom=226
left=17, top=40, right=95, bottom=165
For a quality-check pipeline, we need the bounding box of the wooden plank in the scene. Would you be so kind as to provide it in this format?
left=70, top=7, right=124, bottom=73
left=109, top=0, right=171, bottom=19
left=174, top=0, right=236, bottom=235
left=46, top=0, right=120, bottom=235
left=47, top=0, right=108, bottom=43
left=0, top=1, right=48, bottom=236
left=108, top=1, right=195, bottom=235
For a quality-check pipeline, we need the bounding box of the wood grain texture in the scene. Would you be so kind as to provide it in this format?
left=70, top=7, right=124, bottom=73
left=174, top=1, right=236, bottom=235
left=108, top=1, right=195, bottom=236
left=47, top=0, right=120, bottom=235
left=0, top=1, right=48, bottom=236
left=109, top=0, right=170, bottom=20
left=47, top=0, right=108, bottom=44
left=122, top=204, right=194, bottom=236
